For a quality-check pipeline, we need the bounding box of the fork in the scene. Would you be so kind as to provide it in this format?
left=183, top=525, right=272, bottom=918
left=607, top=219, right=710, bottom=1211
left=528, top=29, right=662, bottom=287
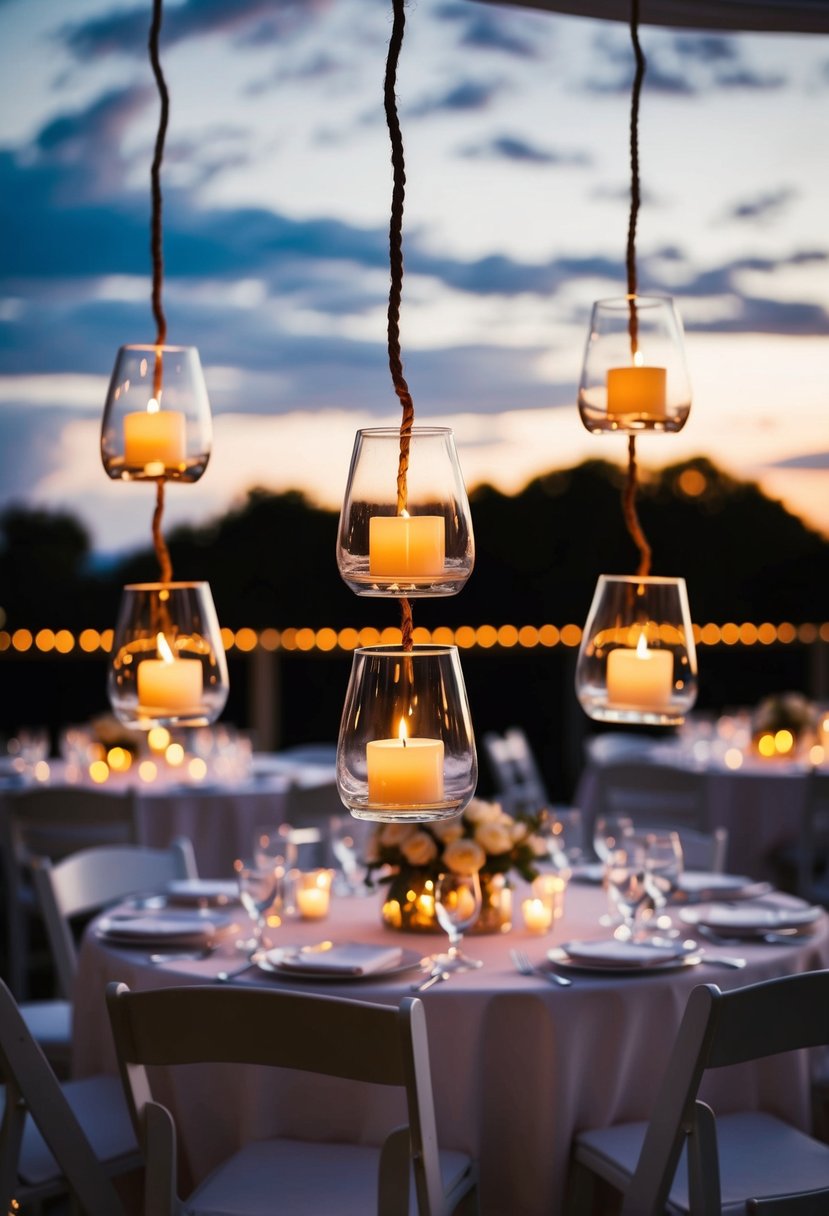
left=510, top=947, right=572, bottom=988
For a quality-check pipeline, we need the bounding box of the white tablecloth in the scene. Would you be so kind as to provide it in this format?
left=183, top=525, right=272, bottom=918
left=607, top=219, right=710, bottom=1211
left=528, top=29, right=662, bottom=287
left=72, top=881, right=829, bottom=1215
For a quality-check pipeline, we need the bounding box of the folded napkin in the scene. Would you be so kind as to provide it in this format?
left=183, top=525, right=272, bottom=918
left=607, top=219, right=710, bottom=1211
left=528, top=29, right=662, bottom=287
left=97, top=910, right=231, bottom=944
left=270, top=942, right=404, bottom=977
left=559, top=938, right=689, bottom=968
left=676, top=872, right=770, bottom=902
left=164, top=879, right=240, bottom=907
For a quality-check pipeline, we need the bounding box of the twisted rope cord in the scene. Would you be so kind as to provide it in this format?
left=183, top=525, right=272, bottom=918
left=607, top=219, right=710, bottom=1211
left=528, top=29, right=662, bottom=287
left=385, top=0, right=415, bottom=649
left=148, top=0, right=172, bottom=583
left=623, top=0, right=651, bottom=579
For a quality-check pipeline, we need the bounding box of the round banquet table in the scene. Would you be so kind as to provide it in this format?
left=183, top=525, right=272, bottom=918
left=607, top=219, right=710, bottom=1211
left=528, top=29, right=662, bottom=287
left=72, top=880, right=829, bottom=1216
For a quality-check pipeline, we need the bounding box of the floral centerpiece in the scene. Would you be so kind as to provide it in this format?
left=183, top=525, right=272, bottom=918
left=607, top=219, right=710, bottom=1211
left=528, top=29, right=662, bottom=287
left=751, top=691, right=818, bottom=759
left=366, top=798, right=549, bottom=934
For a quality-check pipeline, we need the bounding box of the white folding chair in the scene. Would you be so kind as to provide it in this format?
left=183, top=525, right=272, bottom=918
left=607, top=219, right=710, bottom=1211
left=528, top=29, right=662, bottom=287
left=566, top=969, right=829, bottom=1214
left=32, top=837, right=197, bottom=999
left=107, top=982, right=479, bottom=1216
left=482, top=727, right=548, bottom=815
left=0, top=977, right=139, bottom=1216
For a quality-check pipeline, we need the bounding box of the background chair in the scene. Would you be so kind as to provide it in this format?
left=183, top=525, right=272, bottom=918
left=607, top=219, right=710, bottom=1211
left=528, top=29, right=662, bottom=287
left=107, top=982, right=478, bottom=1216
left=32, top=837, right=197, bottom=1000
left=566, top=969, right=829, bottom=1215
left=0, top=976, right=139, bottom=1216
left=482, top=727, right=549, bottom=815
left=585, top=760, right=728, bottom=870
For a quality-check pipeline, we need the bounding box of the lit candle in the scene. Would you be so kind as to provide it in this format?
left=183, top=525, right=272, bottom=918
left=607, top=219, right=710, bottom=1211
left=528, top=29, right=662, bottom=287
left=296, top=888, right=329, bottom=919
left=606, top=634, right=673, bottom=710
left=369, top=513, right=445, bottom=578
left=521, top=898, right=553, bottom=934
left=532, top=873, right=567, bottom=920
left=124, top=401, right=186, bottom=473
left=137, top=633, right=203, bottom=714
left=607, top=366, right=666, bottom=418
left=366, top=719, right=444, bottom=806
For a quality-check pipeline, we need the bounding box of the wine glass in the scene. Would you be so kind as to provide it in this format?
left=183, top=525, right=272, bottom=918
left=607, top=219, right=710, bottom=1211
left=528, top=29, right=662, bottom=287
left=432, top=871, right=483, bottom=972
left=605, top=840, right=650, bottom=940
left=547, top=808, right=585, bottom=873
left=593, top=813, right=634, bottom=863
left=642, top=830, right=684, bottom=936
left=234, top=859, right=280, bottom=955
left=254, top=824, right=298, bottom=915
left=329, top=815, right=370, bottom=896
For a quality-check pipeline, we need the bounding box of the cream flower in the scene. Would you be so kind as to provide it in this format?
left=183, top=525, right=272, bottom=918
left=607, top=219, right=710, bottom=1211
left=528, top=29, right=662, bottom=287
left=528, top=833, right=549, bottom=858
left=442, top=837, right=486, bottom=875
left=401, top=830, right=439, bottom=867
left=464, top=798, right=503, bottom=825
left=431, top=818, right=465, bottom=843
left=379, top=823, right=417, bottom=848
left=474, top=820, right=514, bottom=855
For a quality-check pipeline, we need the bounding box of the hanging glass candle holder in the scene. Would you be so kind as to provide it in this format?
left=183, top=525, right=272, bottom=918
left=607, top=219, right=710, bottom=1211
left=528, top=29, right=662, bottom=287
left=101, top=345, right=212, bottom=482
left=575, top=574, right=697, bottom=726
left=337, top=644, right=477, bottom=822
left=578, top=296, right=691, bottom=435
left=108, top=582, right=229, bottom=729
left=336, top=427, right=474, bottom=598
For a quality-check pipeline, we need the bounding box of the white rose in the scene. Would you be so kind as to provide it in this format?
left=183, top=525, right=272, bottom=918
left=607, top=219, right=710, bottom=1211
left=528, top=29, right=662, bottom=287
left=431, top=818, right=464, bottom=843
left=442, top=837, right=486, bottom=875
left=401, top=830, right=439, bottom=867
left=464, top=798, right=502, bottom=825
left=379, top=823, right=417, bottom=848
left=509, top=820, right=529, bottom=843
left=528, top=833, right=549, bottom=858
left=475, top=821, right=513, bottom=856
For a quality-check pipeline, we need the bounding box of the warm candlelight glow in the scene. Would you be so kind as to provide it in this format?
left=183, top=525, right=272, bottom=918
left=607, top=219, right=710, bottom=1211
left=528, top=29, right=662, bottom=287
left=521, top=897, right=553, bottom=934
left=607, top=362, right=667, bottom=418
left=368, top=512, right=445, bottom=578
left=137, top=633, right=204, bottom=715
left=123, top=400, right=186, bottom=473
left=606, top=633, right=673, bottom=710
left=366, top=716, right=444, bottom=806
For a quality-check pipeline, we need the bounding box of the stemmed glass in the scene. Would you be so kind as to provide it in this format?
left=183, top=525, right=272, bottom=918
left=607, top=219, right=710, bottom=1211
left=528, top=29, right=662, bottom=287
left=642, top=831, right=684, bottom=936
left=605, top=839, right=650, bottom=940
left=234, top=859, right=280, bottom=955
left=593, top=814, right=634, bottom=863
left=329, top=815, right=371, bottom=896
left=432, top=871, right=483, bottom=973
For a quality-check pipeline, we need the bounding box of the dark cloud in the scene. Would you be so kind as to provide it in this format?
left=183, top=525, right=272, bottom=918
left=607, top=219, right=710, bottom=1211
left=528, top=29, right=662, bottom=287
left=409, top=78, right=507, bottom=118
left=770, top=452, right=829, bottom=470
left=434, top=2, right=543, bottom=59
left=724, top=188, right=797, bottom=224
left=460, top=135, right=590, bottom=167
left=61, top=0, right=318, bottom=61
left=712, top=68, right=786, bottom=90
left=36, top=85, right=152, bottom=199
left=0, top=407, right=70, bottom=508
left=671, top=34, right=736, bottom=63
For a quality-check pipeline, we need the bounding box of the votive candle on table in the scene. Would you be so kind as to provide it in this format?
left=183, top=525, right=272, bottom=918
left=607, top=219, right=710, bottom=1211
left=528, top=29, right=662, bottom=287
left=137, top=634, right=203, bottom=714
left=532, top=873, right=567, bottom=921
left=366, top=720, right=444, bottom=806
left=606, top=635, right=673, bottom=711
left=606, top=366, right=666, bottom=418
left=296, top=871, right=333, bottom=920
left=522, top=898, right=553, bottom=934
left=124, top=403, right=186, bottom=472
left=368, top=513, right=445, bottom=578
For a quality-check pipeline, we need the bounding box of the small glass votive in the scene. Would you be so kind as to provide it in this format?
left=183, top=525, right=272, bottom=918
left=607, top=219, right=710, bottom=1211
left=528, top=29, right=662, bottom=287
left=532, top=873, right=568, bottom=921
left=295, top=869, right=334, bottom=920
left=521, top=897, right=554, bottom=935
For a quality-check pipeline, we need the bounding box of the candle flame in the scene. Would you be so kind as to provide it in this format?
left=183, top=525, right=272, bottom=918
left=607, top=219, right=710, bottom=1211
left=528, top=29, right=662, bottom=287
left=156, top=632, right=175, bottom=664
left=400, top=508, right=410, bottom=519
left=635, top=633, right=650, bottom=659
left=397, top=717, right=408, bottom=745
left=633, top=351, right=644, bottom=368
left=147, top=397, right=160, bottom=415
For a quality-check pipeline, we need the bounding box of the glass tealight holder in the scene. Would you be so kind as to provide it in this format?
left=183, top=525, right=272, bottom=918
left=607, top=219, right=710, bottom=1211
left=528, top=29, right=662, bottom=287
left=336, top=427, right=474, bottom=597
left=101, top=344, right=211, bottom=482
left=578, top=296, right=691, bottom=434
left=294, top=869, right=334, bottom=920
left=108, top=582, right=229, bottom=729
left=337, top=644, right=477, bottom=822
left=575, top=575, right=697, bottom=726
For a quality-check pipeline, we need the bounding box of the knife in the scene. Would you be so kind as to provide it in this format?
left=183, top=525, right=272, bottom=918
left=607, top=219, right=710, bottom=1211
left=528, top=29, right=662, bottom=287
left=412, top=969, right=450, bottom=992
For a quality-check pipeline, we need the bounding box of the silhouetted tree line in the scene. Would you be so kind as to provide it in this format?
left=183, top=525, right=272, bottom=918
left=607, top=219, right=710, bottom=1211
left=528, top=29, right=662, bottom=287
left=2, top=455, right=828, bottom=633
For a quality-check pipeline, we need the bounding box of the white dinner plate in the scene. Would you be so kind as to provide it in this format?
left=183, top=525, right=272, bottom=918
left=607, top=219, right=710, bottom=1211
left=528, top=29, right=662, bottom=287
left=549, top=940, right=701, bottom=976
left=164, top=879, right=241, bottom=907
left=675, top=872, right=772, bottom=903
left=96, top=910, right=234, bottom=947
left=255, top=945, right=424, bottom=982
left=679, top=901, right=823, bottom=935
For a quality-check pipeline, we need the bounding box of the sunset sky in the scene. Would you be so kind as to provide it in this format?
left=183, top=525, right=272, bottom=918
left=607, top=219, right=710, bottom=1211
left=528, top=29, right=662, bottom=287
left=2, top=0, right=829, bottom=555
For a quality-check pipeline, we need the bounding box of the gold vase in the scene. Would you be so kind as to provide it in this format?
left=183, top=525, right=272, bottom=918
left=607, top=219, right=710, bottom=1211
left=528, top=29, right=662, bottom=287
left=380, top=869, right=512, bottom=934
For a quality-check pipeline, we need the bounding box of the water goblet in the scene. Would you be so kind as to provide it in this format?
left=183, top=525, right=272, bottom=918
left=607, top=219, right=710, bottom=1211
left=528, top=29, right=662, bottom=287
left=329, top=815, right=371, bottom=896
left=432, top=871, right=483, bottom=972
left=605, top=840, right=650, bottom=940
left=593, top=813, right=634, bottom=863
left=547, top=807, right=585, bottom=873
left=642, top=830, right=684, bottom=936
left=234, top=859, right=280, bottom=955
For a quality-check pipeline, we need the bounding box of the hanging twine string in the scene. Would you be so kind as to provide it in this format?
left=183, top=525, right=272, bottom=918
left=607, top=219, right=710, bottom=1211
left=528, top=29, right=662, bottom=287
left=148, top=0, right=173, bottom=584
left=622, top=0, right=651, bottom=579
left=384, top=0, right=415, bottom=650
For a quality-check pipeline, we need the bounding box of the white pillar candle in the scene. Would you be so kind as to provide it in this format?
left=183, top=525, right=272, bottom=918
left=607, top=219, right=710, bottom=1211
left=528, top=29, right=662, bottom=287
left=607, top=366, right=666, bottom=417
left=366, top=721, right=444, bottom=806
left=124, top=405, right=186, bottom=472
left=369, top=514, right=445, bottom=578
left=137, top=635, right=203, bottom=714
left=606, top=636, right=673, bottom=710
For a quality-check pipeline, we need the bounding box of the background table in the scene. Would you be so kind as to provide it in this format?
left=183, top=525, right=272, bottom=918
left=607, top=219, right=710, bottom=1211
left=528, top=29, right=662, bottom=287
left=73, top=880, right=829, bottom=1216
